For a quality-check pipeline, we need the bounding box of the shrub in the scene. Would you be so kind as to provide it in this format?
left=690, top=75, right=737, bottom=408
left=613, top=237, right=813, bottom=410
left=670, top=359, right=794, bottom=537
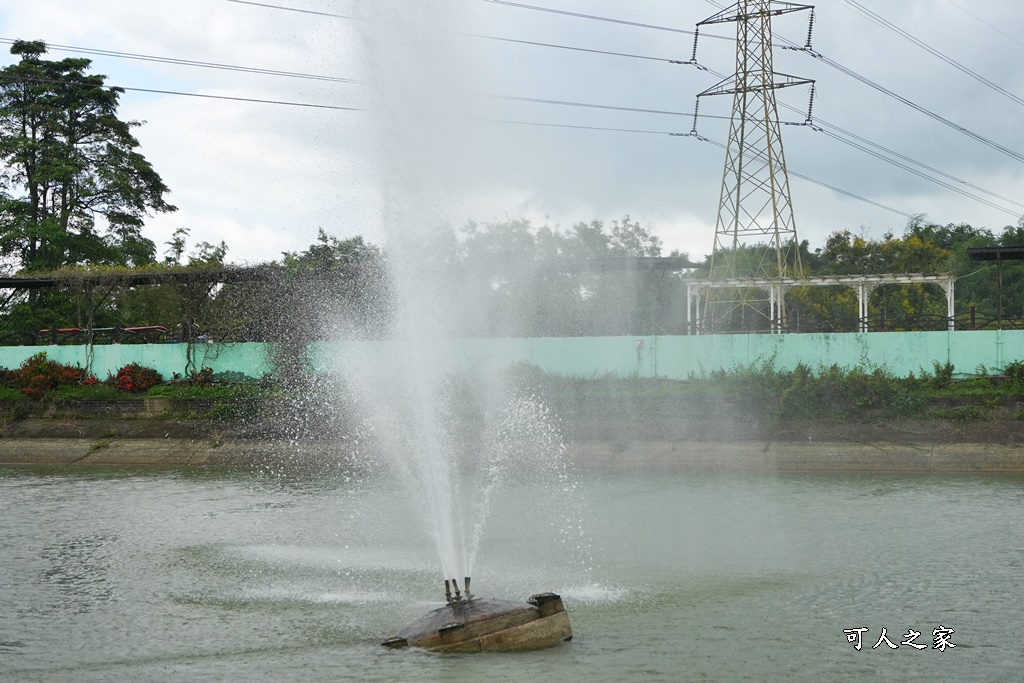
left=933, top=405, right=990, bottom=422
left=210, top=370, right=257, bottom=384
left=1004, top=360, right=1024, bottom=396
left=925, top=361, right=955, bottom=390
left=112, top=363, right=163, bottom=394
left=5, top=353, right=95, bottom=399
left=1005, top=360, right=1024, bottom=383
left=192, top=366, right=214, bottom=386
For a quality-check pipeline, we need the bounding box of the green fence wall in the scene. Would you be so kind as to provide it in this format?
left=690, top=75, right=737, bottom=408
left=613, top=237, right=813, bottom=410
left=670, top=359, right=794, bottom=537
left=0, top=331, right=1019, bottom=380
left=0, top=343, right=272, bottom=380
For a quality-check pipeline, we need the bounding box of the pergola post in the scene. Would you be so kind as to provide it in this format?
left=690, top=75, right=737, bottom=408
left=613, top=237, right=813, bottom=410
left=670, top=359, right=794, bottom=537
left=946, top=276, right=955, bottom=331
left=857, top=281, right=868, bottom=333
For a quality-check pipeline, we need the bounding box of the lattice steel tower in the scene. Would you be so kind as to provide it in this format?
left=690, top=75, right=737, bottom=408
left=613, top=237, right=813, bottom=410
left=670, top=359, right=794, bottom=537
left=694, top=1, right=814, bottom=331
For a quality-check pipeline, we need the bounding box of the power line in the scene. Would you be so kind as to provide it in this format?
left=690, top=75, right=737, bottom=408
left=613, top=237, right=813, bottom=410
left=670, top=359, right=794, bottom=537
left=484, top=92, right=804, bottom=124
left=9, top=6, right=1001, bottom=220
left=11, top=31, right=1016, bottom=215
left=0, top=74, right=366, bottom=111
left=493, top=119, right=681, bottom=136
left=815, top=118, right=1024, bottom=211
left=480, top=0, right=700, bottom=38
left=0, top=72, right=910, bottom=219
left=472, top=12, right=1024, bottom=213
left=691, top=60, right=1023, bottom=216
left=0, top=38, right=747, bottom=123
left=841, top=0, right=1024, bottom=110
left=794, top=47, right=1024, bottom=166
left=214, top=0, right=1023, bottom=206
left=773, top=100, right=1024, bottom=212
left=692, top=134, right=913, bottom=218
left=2, top=35, right=698, bottom=88
left=461, top=32, right=695, bottom=66
left=222, top=0, right=1024, bottom=173
left=32, top=26, right=1010, bottom=202
left=11, top=35, right=964, bottom=207
left=472, top=1, right=1024, bottom=170
left=498, top=121, right=914, bottom=217
left=938, top=0, right=1024, bottom=52
left=219, top=0, right=718, bottom=64
left=815, top=127, right=1019, bottom=217
left=0, top=67, right=781, bottom=126
left=225, top=0, right=350, bottom=18
left=0, top=39, right=361, bottom=84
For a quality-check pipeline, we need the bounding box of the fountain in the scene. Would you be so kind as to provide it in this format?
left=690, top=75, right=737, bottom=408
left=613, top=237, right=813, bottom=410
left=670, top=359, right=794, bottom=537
left=347, top=0, right=577, bottom=650
left=382, top=579, right=572, bottom=652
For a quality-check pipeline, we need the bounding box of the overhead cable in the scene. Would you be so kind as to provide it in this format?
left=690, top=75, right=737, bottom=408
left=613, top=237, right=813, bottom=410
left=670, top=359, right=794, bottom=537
left=0, top=38, right=361, bottom=84
left=480, top=0, right=703, bottom=38
left=472, top=0, right=1024, bottom=168
left=773, top=100, right=1024, bottom=212
left=692, top=134, right=914, bottom=218
left=939, top=0, right=1024, bottom=51
left=0, top=72, right=909, bottom=219
left=483, top=92, right=803, bottom=124
left=225, top=0, right=349, bottom=18
left=0, top=74, right=366, bottom=111
left=690, top=60, right=1022, bottom=215
left=460, top=33, right=694, bottom=66
left=8, top=30, right=1015, bottom=215
left=816, top=128, right=1019, bottom=217
left=842, top=0, right=1024, bottom=110
left=794, top=48, right=1024, bottom=166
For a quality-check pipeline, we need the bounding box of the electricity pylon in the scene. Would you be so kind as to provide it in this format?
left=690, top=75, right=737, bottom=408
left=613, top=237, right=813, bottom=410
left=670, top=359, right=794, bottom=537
left=694, top=1, right=814, bottom=332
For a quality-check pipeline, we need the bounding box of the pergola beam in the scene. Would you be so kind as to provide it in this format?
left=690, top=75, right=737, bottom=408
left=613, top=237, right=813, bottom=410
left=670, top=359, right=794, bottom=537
left=687, top=273, right=956, bottom=334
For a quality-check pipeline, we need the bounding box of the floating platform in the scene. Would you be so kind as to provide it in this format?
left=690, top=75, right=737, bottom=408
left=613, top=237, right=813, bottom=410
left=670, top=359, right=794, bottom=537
left=383, top=579, right=572, bottom=653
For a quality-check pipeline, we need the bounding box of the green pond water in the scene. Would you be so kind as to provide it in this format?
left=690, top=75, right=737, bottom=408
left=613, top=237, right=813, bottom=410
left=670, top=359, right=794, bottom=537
left=1, top=464, right=1021, bottom=682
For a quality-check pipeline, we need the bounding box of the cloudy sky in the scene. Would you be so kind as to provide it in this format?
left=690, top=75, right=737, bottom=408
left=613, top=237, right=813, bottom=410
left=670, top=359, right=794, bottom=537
left=2, top=0, right=1024, bottom=264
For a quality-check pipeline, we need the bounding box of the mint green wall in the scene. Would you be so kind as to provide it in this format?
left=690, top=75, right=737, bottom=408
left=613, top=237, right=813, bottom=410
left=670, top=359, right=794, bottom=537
left=0, top=331, right=1019, bottom=379
left=316, top=331, right=1021, bottom=378
left=0, top=343, right=271, bottom=379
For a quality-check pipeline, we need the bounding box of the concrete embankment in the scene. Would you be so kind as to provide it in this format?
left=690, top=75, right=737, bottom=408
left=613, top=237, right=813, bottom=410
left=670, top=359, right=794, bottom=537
left=566, top=441, right=1024, bottom=472
left=2, top=399, right=1023, bottom=471
left=3, top=436, right=1024, bottom=472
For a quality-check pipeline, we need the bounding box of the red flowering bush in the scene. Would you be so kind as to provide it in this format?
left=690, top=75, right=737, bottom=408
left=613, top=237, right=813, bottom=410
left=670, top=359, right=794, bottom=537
left=113, top=363, right=163, bottom=393
left=8, top=353, right=88, bottom=398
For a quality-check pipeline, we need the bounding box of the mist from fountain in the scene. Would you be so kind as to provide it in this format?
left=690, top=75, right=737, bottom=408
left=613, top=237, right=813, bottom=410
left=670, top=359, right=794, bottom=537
left=344, top=0, right=588, bottom=585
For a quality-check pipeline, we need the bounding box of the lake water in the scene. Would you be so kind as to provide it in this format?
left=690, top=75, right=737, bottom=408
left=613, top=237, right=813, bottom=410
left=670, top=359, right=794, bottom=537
left=1, top=464, right=1021, bottom=682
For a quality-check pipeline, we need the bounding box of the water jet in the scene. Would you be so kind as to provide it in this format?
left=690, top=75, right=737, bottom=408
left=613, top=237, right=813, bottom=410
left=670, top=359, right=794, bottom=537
left=383, top=579, right=572, bottom=653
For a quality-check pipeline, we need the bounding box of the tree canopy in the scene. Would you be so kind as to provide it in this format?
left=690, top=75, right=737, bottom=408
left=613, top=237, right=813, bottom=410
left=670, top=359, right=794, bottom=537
left=0, top=40, right=175, bottom=335
left=0, top=40, right=175, bottom=273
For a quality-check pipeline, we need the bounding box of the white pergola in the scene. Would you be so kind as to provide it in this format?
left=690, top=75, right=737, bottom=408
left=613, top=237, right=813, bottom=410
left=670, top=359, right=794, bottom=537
left=686, top=273, right=956, bottom=334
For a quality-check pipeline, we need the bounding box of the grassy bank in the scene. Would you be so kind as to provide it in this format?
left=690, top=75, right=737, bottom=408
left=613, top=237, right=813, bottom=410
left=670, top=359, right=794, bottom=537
left=3, top=360, right=1024, bottom=468
left=513, top=360, right=1024, bottom=424
left=1, top=356, right=1023, bottom=446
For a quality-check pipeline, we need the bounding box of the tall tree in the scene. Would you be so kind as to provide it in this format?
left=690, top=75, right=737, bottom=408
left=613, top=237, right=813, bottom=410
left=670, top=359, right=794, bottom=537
left=0, top=40, right=174, bottom=273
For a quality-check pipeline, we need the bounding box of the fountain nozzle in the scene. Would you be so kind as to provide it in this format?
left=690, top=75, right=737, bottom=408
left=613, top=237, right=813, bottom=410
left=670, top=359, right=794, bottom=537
left=451, top=578, right=462, bottom=601
left=444, top=580, right=452, bottom=604
left=464, top=576, right=472, bottom=600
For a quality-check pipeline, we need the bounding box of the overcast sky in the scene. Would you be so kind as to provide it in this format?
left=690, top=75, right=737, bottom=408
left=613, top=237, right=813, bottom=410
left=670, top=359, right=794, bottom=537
left=2, top=0, right=1024, bottom=264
